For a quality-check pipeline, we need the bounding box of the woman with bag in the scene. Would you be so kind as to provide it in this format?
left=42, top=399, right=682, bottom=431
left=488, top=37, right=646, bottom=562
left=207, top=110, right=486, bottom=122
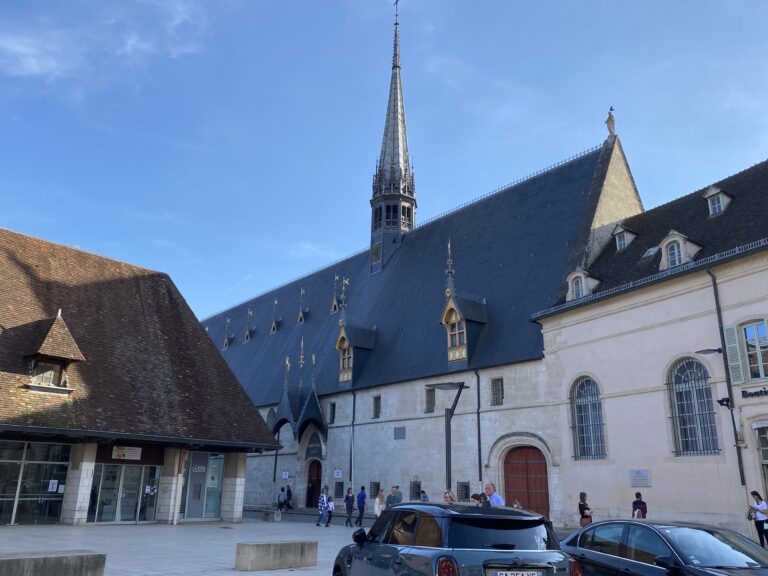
left=579, top=492, right=593, bottom=527
left=749, top=490, right=768, bottom=547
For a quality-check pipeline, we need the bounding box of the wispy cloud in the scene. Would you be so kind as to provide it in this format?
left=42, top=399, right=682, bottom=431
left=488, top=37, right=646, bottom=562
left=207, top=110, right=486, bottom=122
left=224, top=273, right=253, bottom=294
left=0, top=0, right=216, bottom=87
left=144, top=237, right=201, bottom=263
left=284, top=241, right=341, bottom=261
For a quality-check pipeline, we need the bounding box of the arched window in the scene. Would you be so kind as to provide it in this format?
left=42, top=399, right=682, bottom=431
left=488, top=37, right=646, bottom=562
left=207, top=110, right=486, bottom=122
left=668, top=358, right=718, bottom=455
left=666, top=241, right=682, bottom=268
left=571, top=377, right=606, bottom=459
left=572, top=276, right=584, bottom=299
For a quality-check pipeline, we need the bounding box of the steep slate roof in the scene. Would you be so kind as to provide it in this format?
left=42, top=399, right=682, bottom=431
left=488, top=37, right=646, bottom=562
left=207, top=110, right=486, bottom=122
left=587, top=158, right=768, bottom=291
left=205, top=137, right=635, bottom=407
left=0, top=228, right=277, bottom=451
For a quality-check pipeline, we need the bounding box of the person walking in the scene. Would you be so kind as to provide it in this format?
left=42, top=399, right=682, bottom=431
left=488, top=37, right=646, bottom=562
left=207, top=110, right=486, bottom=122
left=316, top=486, right=328, bottom=526
left=356, top=486, right=367, bottom=527
left=579, top=492, right=593, bottom=527
left=277, top=486, right=287, bottom=511
left=632, top=492, right=647, bottom=518
left=374, top=489, right=385, bottom=517
left=395, top=485, right=403, bottom=504
left=344, top=487, right=355, bottom=527
left=325, top=496, right=335, bottom=527
left=484, top=483, right=505, bottom=506
left=286, top=484, right=293, bottom=510
left=386, top=486, right=398, bottom=509
left=750, top=490, right=768, bottom=547
left=420, top=490, right=429, bottom=502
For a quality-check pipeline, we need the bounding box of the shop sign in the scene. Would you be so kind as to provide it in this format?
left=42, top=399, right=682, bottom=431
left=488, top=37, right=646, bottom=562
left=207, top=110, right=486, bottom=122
left=629, top=468, right=651, bottom=487
left=112, top=446, right=142, bottom=461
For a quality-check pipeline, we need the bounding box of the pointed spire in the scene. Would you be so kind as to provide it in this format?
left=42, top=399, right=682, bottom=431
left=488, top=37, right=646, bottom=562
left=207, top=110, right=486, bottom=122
left=283, top=356, right=291, bottom=391
left=445, top=239, right=455, bottom=295
left=392, top=0, right=400, bottom=69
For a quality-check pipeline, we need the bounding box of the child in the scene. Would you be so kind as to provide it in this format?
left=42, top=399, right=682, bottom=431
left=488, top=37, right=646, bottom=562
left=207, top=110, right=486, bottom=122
left=325, top=496, right=335, bottom=527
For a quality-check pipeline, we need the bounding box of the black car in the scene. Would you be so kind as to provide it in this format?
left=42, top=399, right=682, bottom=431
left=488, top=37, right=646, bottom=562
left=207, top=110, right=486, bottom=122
left=561, top=519, right=768, bottom=576
left=333, top=502, right=574, bottom=576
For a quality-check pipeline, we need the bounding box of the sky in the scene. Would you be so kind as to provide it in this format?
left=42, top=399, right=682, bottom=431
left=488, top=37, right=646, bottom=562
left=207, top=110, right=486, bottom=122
left=1, top=1, right=767, bottom=320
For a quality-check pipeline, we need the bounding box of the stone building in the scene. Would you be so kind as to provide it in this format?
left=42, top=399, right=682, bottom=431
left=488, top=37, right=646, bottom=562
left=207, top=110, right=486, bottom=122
left=0, top=227, right=277, bottom=525
left=203, top=14, right=767, bottom=530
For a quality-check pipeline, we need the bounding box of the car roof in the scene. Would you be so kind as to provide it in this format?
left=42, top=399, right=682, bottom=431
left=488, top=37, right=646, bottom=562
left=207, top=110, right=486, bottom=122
left=389, top=502, right=546, bottom=520
left=572, top=519, right=736, bottom=533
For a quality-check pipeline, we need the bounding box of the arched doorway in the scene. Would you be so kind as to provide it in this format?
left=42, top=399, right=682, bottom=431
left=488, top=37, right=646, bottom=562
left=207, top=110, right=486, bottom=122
left=305, top=460, right=322, bottom=508
left=504, top=446, right=549, bottom=517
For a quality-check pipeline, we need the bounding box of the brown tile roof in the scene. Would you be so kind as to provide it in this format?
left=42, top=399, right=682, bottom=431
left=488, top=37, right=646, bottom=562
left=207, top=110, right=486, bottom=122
left=0, top=227, right=278, bottom=451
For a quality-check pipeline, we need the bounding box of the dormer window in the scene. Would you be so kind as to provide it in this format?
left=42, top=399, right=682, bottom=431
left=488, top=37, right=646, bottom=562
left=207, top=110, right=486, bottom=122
left=703, top=186, right=731, bottom=217
left=572, top=276, right=584, bottom=299
left=611, top=225, right=636, bottom=252
left=666, top=241, right=682, bottom=268
left=616, top=232, right=627, bottom=251
left=32, top=361, right=63, bottom=387
left=339, top=340, right=353, bottom=383
left=445, top=308, right=467, bottom=361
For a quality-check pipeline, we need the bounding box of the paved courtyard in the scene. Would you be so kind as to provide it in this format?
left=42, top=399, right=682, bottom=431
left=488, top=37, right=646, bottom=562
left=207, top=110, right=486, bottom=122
left=0, top=514, right=358, bottom=576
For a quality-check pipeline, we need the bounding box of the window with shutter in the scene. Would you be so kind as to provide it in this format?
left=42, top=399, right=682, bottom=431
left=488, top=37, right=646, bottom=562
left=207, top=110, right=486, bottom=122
left=723, top=325, right=745, bottom=385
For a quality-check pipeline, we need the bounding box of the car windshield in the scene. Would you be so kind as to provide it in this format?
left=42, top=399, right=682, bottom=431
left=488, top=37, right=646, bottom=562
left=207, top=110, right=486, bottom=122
left=447, top=517, right=557, bottom=550
left=661, top=526, right=768, bottom=568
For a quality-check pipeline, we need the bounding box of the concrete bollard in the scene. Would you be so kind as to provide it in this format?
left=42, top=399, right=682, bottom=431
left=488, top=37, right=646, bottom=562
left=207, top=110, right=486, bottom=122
left=0, top=550, right=106, bottom=576
left=235, top=541, right=317, bottom=571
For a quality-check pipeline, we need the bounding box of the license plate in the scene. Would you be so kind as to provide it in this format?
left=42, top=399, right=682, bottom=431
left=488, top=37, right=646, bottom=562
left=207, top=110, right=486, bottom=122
left=492, top=571, right=542, bottom=576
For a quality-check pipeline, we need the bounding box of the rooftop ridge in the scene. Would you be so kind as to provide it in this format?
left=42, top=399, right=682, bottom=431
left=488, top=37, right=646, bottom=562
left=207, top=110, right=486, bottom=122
left=0, top=226, right=160, bottom=276
left=415, top=144, right=602, bottom=231
left=201, top=143, right=603, bottom=322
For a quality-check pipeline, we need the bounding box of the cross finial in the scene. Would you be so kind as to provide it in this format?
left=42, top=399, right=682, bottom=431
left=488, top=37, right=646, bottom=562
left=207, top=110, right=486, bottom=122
left=445, top=239, right=455, bottom=294
left=284, top=356, right=291, bottom=390
left=605, top=106, right=616, bottom=136
left=340, top=277, right=350, bottom=310
left=299, top=337, right=305, bottom=368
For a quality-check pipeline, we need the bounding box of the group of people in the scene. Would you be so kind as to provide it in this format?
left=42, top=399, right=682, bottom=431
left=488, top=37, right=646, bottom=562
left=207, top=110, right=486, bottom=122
left=578, top=491, right=648, bottom=527
left=276, top=485, right=293, bottom=511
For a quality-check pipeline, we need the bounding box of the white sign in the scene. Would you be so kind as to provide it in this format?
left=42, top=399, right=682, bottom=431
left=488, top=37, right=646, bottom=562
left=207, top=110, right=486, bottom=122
left=629, top=468, right=651, bottom=487
left=281, top=471, right=289, bottom=480
left=112, top=446, right=142, bottom=461
left=334, top=469, right=343, bottom=479
left=48, top=480, right=58, bottom=492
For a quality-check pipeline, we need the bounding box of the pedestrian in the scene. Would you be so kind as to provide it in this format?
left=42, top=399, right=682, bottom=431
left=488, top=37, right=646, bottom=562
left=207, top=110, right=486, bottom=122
left=386, top=486, right=398, bottom=509
left=484, top=483, right=505, bottom=506
left=316, top=486, right=328, bottom=526
left=344, top=487, right=355, bottom=527
left=470, top=493, right=483, bottom=505
left=277, top=486, right=286, bottom=511
left=356, top=485, right=367, bottom=526
left=325, top=496, right=335, bottom=527
left=750, top=490, right=768, bottom=547
left=286, top=484, right=293, bottom=510
left=420, top=490, right=429, bottom=502
left=443, top=490, right=457, bottom=503
left=579, top=492, right=593, bottom=527
left=374, top=489, right=385, bottom=517
left=395, top=485, right=403, bottom=503
left=632, top=492, right=647, bottom=518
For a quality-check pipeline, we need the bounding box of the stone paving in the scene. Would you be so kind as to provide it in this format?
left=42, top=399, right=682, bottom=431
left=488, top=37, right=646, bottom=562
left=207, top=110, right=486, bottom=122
left=0, top=512, right=577, bottom=575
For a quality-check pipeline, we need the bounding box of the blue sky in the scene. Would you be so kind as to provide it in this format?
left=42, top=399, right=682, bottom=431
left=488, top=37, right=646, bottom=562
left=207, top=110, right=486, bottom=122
left=1, top=1, right=767, bottom=319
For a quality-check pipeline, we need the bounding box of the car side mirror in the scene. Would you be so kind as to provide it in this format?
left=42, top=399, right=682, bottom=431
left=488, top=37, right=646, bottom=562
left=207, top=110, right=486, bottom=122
left=353, top=528, right=367, bottom=546
left=655, top=555, right=683, bottom=574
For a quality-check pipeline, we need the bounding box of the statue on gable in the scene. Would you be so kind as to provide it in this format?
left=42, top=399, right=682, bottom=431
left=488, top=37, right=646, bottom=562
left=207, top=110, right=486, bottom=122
left=605, top=106, right=616, bottom=135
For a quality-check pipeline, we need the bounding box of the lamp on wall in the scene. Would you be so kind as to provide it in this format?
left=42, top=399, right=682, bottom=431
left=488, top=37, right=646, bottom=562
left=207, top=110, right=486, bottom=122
left=426, top=382, right=468, bottom=491
left=716, top=397, right=731, bottom=408
left=695, top=348, right=722, bottom=355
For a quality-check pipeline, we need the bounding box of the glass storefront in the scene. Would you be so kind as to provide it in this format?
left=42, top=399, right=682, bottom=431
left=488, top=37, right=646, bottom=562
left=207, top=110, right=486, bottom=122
left=0, top=441, right=71, bottom=525
left=179, top=451, right=224, bottom=520
left=86, top=464, right=160, bottom=523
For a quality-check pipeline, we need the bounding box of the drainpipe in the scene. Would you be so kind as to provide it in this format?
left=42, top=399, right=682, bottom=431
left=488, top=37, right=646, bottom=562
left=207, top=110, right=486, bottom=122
left=475, top=370, right=482, bottom=486
left=272, top=428, right=280, bottom=504
left=706, top=269, right=746, bottom=487
left=350, top=390, right=356, bottom=490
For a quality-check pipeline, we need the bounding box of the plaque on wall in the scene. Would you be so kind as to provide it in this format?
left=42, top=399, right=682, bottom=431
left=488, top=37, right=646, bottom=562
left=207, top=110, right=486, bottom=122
left=282, top=471, right=289, bottom=480
left=629, top=468, right=651, bottom=487
left=112, top=446, right=142, bottom=460
left=334, top=469, right=342, bottom=479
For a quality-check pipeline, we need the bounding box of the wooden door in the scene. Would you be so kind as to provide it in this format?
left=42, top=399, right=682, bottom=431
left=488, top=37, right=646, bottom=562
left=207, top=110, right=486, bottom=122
left=305, top=460, right=322, bottom=508
left=504, top=446, right=549, bottom=517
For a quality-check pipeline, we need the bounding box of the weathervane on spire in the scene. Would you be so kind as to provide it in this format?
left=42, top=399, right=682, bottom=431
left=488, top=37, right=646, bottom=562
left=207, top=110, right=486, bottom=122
left=605, top=106, right=616, bottom=135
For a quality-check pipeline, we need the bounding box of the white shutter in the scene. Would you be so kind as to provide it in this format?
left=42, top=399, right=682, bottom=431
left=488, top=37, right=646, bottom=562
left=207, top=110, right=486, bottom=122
left=724, top=325, right=745, bottom=385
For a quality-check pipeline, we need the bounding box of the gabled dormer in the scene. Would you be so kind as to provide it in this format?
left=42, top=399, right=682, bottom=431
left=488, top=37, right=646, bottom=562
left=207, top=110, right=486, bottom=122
left=611, top=224, right=636, bottom=252
left=297, top=288, right=308, bottom=325
left=566, top=268, right=600, bottom=301
left=703, top=186, right=731, bottom=217
left=269, top=298, right=281, bottom=334
left=659, top=230, right=702, bottom=271
left=335, top=324, right=375, bottom=384
left=24, top=312, right=85, bottom=394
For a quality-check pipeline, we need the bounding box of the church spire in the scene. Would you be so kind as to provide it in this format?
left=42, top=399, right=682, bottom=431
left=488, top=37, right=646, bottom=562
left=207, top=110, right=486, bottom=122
left=370, top=2, right=416, bottom=273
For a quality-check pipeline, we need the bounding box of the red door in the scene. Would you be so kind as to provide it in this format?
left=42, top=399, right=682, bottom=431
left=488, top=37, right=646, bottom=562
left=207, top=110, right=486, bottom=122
left=504, top=447, right=549, bottom=517
left=305, top=461, right=322, bottom=508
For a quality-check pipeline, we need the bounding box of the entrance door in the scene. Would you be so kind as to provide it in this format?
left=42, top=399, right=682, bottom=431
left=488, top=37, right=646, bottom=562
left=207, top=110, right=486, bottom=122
left=185, top=452, right=209, bottom=519
left=306, top=460, right=322, bottom=508
left=504, top=446, right=549, bottom=517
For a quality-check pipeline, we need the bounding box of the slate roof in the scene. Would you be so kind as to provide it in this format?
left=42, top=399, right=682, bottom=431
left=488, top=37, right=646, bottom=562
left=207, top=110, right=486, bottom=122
left=0, top=228, right=278, bottom=451
left=205, top=139, right=622, bottom=407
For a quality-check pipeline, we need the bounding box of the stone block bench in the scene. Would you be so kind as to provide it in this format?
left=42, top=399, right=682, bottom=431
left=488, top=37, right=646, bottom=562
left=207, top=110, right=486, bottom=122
left=0, top=550, right=106, bottom=576
left=235, top=541, right=317, bottom=571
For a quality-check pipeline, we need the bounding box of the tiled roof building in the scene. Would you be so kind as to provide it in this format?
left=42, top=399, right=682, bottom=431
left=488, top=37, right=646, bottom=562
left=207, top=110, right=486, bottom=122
left=0, top=227, right=277, bottom=526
